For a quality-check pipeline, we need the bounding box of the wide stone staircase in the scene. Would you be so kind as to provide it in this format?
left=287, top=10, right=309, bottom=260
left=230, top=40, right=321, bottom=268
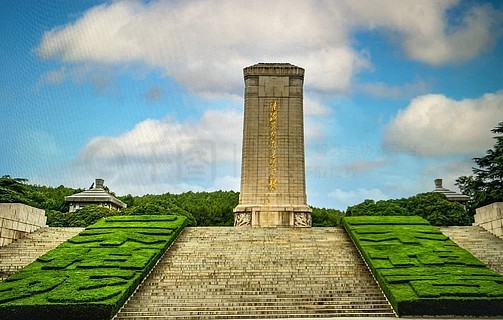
left=0, top=227, right=84, bottom=281
left=438, top=226, right=503, bottom=275
left=115, top=227, right=395, bottom=319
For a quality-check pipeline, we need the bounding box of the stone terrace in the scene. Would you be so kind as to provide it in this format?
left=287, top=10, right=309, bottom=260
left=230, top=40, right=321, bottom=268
left=0, top=226, right=84, bottom=281
left=115, top=227, right=395, bottom=319
left=438, top=226, right=503, bottom=275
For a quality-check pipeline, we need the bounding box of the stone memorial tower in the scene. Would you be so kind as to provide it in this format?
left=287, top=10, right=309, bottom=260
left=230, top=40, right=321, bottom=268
left=234, top=63, right=312, bottom=227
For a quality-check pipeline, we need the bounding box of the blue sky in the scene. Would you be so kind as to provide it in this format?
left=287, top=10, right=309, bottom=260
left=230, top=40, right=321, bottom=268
left=1, top=0, right=502, bottom=210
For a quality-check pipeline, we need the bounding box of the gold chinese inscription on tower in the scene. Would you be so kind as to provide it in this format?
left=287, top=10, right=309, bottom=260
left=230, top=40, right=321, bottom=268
left=269, top=101, right=278, bottom=191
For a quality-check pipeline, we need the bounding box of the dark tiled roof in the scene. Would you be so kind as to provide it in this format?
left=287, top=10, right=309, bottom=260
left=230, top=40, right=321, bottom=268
left=432, top=179, right=469, bottom=202
left=65, top=187, right=126, bottom=208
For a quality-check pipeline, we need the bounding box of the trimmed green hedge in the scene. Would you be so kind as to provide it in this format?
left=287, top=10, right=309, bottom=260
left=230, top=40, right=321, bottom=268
left=0, top=215, right=186, bottom=320
left=342, top=216, right=503, bottom=316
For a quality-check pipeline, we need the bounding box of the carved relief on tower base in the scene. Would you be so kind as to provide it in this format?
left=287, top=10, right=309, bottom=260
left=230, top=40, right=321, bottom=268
left=234, top=212, right=252, bottom=227
left=294, top=212, right=312, bottom=228
left=234, top=205, right=312, bottom=227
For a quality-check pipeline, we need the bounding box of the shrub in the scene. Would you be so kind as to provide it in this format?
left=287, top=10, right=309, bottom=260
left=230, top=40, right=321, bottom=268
left=312, top=207, right=345, bottom=226
left=121, top=201, right=196, bottom=226
left=347, top=193, right=471, bottom=226
left=0, top=215, right=187, bottom=320
left=46, top=210, right=69, bottom=227
left=342, top=216, right=503, bottom=316
left=66, top=205, right=120, bottom=227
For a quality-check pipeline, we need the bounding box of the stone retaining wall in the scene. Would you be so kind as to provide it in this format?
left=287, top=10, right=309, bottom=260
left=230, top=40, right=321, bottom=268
left=474, top=202, right=503, bottom=239
left=0, top=203, right=46, bottom=246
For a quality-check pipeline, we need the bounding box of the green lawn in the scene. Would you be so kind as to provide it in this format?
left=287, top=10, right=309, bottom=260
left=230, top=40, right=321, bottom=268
left=342, top=216, right=503, bottom=316
left=0, top=215, right=186, bottom=320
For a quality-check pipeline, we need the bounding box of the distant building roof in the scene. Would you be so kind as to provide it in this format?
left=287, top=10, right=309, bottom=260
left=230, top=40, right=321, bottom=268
left=432, top=178, right=469, bottom=203
left=65, top=178, right=126, bottom=208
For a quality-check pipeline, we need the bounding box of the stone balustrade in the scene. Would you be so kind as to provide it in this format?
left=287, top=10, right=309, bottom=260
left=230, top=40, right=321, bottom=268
left=474, top=202, right=503, bottom=239
left=0, top=203, right=46, bottom=247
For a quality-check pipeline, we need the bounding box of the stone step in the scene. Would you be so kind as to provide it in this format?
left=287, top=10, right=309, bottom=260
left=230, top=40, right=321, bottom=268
left=129, top=290, right=382, bottom=303
left=126, top=302, right=389, bottom=309
left=118, top=309, right=394, bottom=316
left=138, top=283, right=379, bottom=288
left=131, top=292, right=387, bottom=299
left=122, top=302, right=393, bottom=309
left=136, top=284, right=383, bottom=289
left=0, top=227, right=84, bottom=281
left=125, top=299, right=390, bottom=307
left=119, top=309, right=395, bottom=316
left=114, top=227, right=395, bottom=319
left=115, top=313, right=395, bottom=320
left=438, top=226, right=503, bottom=275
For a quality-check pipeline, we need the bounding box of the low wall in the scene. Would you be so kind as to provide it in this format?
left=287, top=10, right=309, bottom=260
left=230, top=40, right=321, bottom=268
left=474, top=202, right=503, bottom=239
left=0, top=203, right=46, bottom=247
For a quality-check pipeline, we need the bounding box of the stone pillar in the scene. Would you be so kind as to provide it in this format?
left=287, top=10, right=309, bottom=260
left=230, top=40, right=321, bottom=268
left=234, top=63, right=312, bottom=227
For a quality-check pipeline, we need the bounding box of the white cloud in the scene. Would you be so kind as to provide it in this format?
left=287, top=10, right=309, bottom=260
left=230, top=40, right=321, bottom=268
left=339, top=0, right=501, bottom=65
left=343, top=158, right=392, bottom=174
left=400, top=4, right=500, bottom=65
left=328, top=188, right=389, bottom=210
left=36, top=0, right=500, bottom=97
left=36, top=0, right=362, bottom=96
left=420, top=159, right=473, bottom=193
left=113, top=181, right=207, bottom=197
left=384, top=91, right=503, bottom=156
left=304, top=117, right=326, bottom=143
left=357, top=80, right=430, bottom=100
left=304, top=95, right=331, bottom=116
left=79, top=109, right=242, bottom=161
left=73, top=109, right=242, bottom=194
left=41, top=67, right=66, bottom=84
left=210, top=175, right=240, bottom=191
left=144, top=85, right=164, bottom=101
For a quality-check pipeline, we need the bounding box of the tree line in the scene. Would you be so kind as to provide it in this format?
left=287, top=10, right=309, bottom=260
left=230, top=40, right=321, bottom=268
left=1, top=122, right=501, bottom=228
left=0, top=178, right=469, bottom=228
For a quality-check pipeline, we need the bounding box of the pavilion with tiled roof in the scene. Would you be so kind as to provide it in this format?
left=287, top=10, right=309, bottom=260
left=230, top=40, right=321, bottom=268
left=65, top=178, right=126, bottom=212
left=432, top=178, right=470, bottom=204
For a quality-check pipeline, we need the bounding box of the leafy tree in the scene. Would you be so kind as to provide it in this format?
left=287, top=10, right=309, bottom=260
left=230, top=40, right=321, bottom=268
left=46, top=206, right=120, bottom=227
left=0, top=175, right=34, bottom=206
left=346, top=199, right=407, bottom=216
left=346, top=192, right=470, bottom=226
left=121, top=200, right=197, bottom=226
left=119, top=194, right=135, bottom=208
left=404, top=193, right=471, bottom=226
left=0, top=175, right=28, bottom=193
left=67, top=205, right=120, bottom=227
left=456, top=122, right=503, bottom=215
left=103, top=185, right=116, bottom=196
left=0, top=175, right=80, bottom=212
left=312, top=207, right=345, bottom=227
left=46, top=210, right=69, bottom=227
left=122, top=191, right=239, bottom=227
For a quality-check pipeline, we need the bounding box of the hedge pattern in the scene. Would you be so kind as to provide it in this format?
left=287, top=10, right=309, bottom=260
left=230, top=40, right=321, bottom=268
left=342, top=216, right=503, bottom=316
left=0, top=215, right=186, bottom=320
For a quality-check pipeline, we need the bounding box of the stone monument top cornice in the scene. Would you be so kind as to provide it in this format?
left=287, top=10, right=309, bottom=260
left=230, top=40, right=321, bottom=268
left=243, top=63, right=304, bottom=78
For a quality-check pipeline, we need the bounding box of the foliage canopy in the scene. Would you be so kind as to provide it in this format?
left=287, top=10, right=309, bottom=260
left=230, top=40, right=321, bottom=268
left=1, top=174, right=473, bottom=227
left=346, top=192, right=471, bottom=226
left=456, top=122, right=503, bottom=215
left=0, top=215, right=186, bottom=320
left=343, top=216, right=503, bottom=316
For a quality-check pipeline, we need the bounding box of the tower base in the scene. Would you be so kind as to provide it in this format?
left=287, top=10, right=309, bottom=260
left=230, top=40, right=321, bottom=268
left=234, top=205, right=312, bottom=227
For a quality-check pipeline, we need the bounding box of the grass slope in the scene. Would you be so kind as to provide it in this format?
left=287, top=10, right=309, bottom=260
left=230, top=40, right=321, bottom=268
left=0, top=215, right=186, bottom=320
left=342, top=216, right=503, bottom=316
